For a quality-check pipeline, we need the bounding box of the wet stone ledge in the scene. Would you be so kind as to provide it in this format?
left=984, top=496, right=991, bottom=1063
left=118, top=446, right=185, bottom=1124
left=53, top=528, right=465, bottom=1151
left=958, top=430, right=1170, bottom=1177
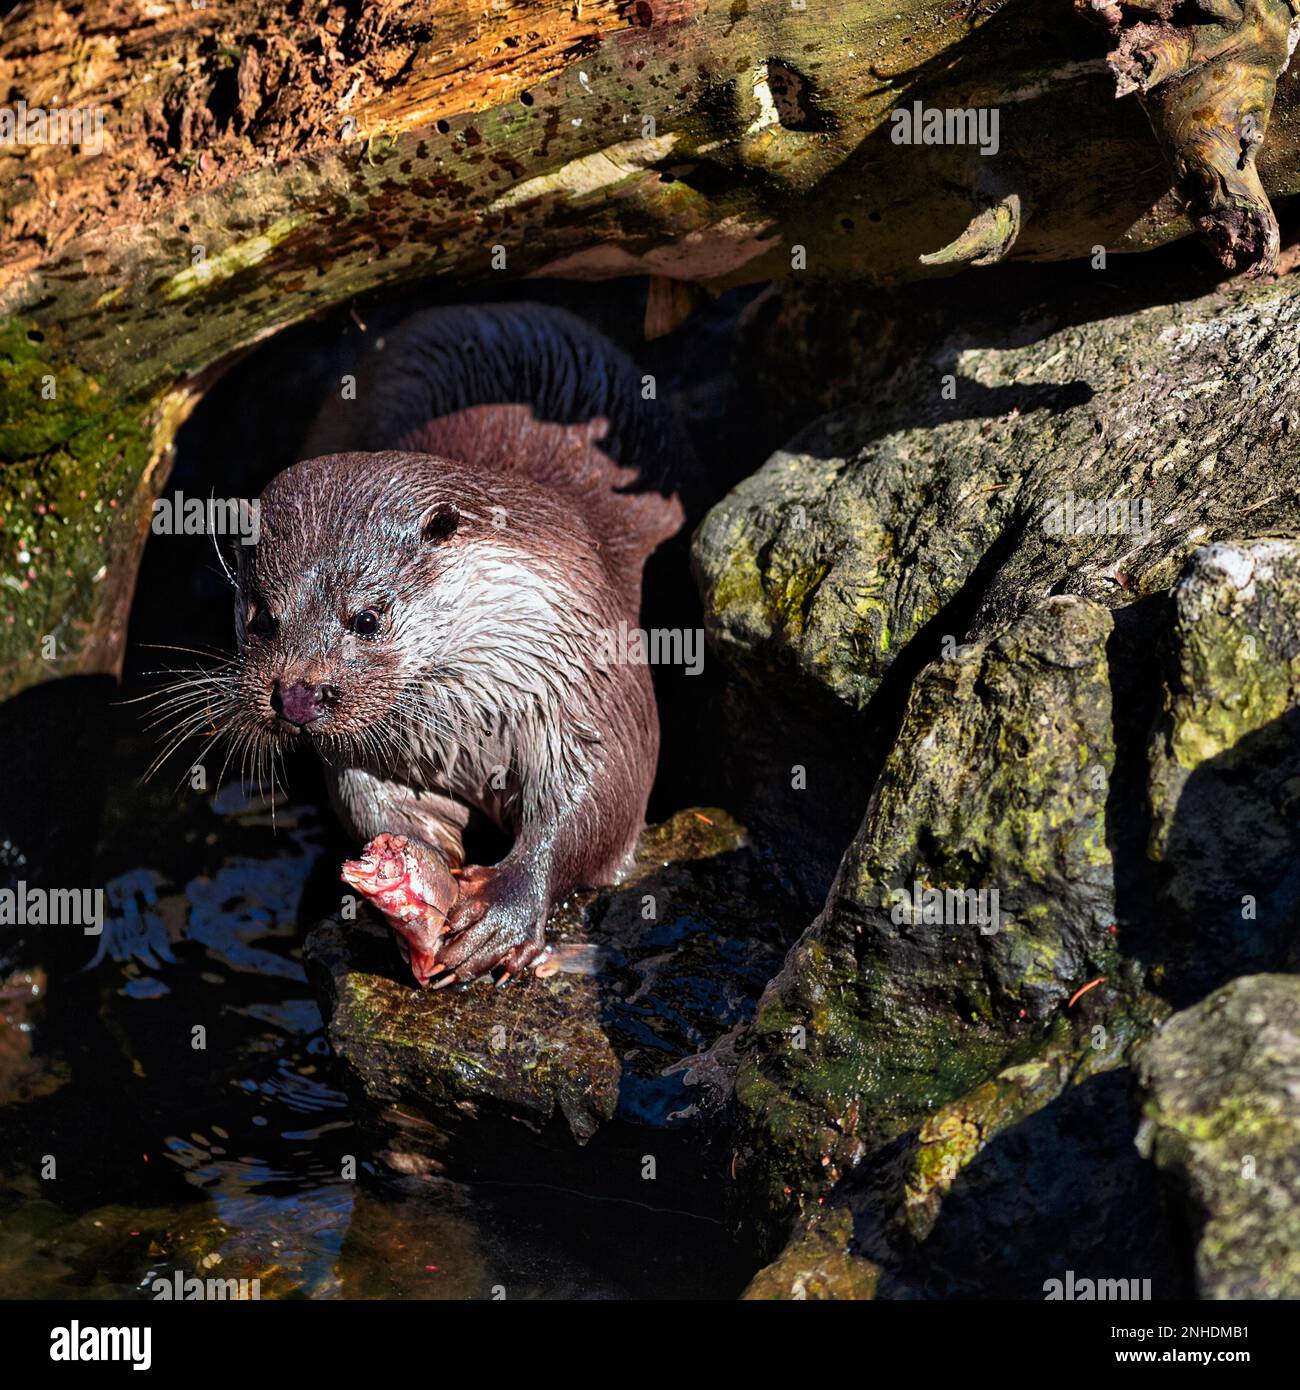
left=305, top=809, right=803, bottom=1182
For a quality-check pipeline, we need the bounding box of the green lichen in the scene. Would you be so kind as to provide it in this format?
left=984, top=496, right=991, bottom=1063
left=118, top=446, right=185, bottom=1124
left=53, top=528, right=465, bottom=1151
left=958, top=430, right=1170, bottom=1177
left=695, top=527, right=765, bottom=628
left=160, top=216, right=308, bottom=302
left=1135, top=975, right=1300, bottom=1297
left=0, top=320, right=165, bottom=689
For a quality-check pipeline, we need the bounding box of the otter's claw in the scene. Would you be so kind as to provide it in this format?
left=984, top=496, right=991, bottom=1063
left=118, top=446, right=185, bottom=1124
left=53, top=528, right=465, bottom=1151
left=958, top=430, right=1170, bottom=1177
left=431, top=861, right=549, bottom=985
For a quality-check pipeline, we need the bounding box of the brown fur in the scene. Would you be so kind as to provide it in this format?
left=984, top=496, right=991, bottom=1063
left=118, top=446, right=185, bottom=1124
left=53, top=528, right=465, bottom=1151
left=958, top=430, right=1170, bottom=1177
left=229, top=305, right=694, bottom=981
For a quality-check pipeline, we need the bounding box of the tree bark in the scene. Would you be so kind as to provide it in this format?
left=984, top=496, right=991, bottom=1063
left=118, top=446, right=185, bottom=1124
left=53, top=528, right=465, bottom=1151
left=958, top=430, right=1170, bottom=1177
left=1, top=0, right=1298, bottom=697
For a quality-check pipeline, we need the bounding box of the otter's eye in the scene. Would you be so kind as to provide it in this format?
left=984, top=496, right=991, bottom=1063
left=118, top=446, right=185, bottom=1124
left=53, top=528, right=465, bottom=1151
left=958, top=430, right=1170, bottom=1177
left=249, top=605, right=277, bottom=639
left=422, top=504, right=459, bottom=543
left=350, top=609, right=381, bottom=638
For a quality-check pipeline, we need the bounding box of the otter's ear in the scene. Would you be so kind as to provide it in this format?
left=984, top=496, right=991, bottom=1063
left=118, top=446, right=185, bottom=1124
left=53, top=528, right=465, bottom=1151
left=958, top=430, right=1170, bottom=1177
left=422, top=504, right=460, bottom=543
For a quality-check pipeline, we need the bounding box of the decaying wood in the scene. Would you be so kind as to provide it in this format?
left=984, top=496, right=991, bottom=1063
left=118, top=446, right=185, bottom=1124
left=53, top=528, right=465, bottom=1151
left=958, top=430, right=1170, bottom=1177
left=1079, top=0, right=1300, bottom=275
left=3, top=0, right=1300, bottom=699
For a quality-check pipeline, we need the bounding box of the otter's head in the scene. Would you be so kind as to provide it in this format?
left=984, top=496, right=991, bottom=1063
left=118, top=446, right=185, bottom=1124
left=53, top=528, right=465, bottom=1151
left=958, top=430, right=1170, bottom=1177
left=229, top=449, right=601, bottom=761
left=232, top=451, right=484, bottom=750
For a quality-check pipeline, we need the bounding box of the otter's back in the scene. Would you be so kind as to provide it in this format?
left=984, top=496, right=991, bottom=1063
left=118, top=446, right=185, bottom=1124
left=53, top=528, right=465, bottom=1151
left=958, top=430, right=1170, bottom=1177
left=301, top=304, right=697, bottom=604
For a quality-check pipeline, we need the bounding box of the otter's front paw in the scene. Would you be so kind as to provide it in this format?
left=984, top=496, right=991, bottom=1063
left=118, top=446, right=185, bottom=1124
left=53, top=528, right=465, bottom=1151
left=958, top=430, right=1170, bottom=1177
left=430, top=863, right=548, bottom=986
left=341, top=834, right=459, bottom=986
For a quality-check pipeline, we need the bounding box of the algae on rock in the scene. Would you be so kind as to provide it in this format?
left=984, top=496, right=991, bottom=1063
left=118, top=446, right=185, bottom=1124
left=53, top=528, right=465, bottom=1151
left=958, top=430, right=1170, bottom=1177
left=706, top=270, right=1300, bottom=1233
left=306, top=808, right=802, bottom=1171
left=741, top=1209, right=879, bottom=1301
left=734, top=595, right=1127, bottom=1212
left=1146, top=540, right=1300, bottom=1002
left=1135, top=974, right=1300, bottom=1300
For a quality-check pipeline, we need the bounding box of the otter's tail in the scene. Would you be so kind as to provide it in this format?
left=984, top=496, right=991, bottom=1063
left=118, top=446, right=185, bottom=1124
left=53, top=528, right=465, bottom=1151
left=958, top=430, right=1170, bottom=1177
left=301, top=303, right=700, bottom=596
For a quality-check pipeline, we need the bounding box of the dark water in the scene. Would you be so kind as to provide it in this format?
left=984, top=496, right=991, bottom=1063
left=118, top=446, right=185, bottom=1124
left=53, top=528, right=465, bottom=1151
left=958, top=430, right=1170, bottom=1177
left=0, top=686, right=756, bottom=1299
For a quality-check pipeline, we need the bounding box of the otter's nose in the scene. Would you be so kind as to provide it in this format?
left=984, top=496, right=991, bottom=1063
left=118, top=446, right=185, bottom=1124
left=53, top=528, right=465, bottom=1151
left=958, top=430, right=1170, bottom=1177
left=272, top=680, right=339, bottom=728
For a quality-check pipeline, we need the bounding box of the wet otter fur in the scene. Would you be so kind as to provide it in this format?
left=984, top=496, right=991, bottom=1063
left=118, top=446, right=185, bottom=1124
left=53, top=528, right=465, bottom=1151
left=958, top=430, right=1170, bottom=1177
left=235, top=304, right=695, bottom=986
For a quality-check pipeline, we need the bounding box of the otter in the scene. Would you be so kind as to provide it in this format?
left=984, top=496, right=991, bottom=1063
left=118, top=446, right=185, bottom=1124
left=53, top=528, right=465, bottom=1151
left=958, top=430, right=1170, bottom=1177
left=231, top=304, right=695, bottom=987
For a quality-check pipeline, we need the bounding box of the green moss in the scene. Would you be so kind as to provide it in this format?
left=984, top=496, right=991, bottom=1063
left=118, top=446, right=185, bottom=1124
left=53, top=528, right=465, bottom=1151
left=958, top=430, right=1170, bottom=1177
left=741, top=1208, right=879, bottom=1300
left=0, top=320, right=166, bottom=689
left=737, top=931, right=1019, bottom=1223
left=695, top=524, right=765, bottom=621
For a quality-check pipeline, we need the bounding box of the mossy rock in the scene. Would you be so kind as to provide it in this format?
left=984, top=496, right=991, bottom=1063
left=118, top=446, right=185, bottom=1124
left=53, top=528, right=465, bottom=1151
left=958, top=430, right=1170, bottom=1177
left=741, top=1209, right=878, bottom=1301
left=740, top=999, right=1187, bottom=1297
left=734, top=595, right=1129, bottom=1214
left=305, top=808, right=803, bottom=1173
left=693, top=272, right=1300, bottom=897
left=702, top=271, right=1300, bottom=1231
left=0, top=319, right=192, bottom=695
left=1134, top=974, right=1300, bottom=1299
left=697, top=275, right=1300, bottom=710
left=1146, top=541, right=1300, bottom=1000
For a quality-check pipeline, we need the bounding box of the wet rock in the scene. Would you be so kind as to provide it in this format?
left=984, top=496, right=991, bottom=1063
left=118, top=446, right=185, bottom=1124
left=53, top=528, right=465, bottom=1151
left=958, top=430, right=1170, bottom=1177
left=896, top=1016, right=1130, bottom=1246
left=694, top=273, right=1300, bottom=898
left=734, top=596, right=1131, bottom=1210
left=741, top=1002, right=1188, bottom=1298
left=883, top=1006, right=1186, bottom=1298
left=1134, top=974, right=1300, bottom=1299
left=1146, top=541, right=1300, bottom=1001
left=906, top=1064, right=1184, bottom=1298
left=308, top=913, right=619, bottom=1155
left=305, top=809, right=801, bottom=1170
left=739, top=1008, right=1190, bottom=1299
left=741, top=1209, right=878, bottom=1300
left=0, top=1196, right=345, bottom=1300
